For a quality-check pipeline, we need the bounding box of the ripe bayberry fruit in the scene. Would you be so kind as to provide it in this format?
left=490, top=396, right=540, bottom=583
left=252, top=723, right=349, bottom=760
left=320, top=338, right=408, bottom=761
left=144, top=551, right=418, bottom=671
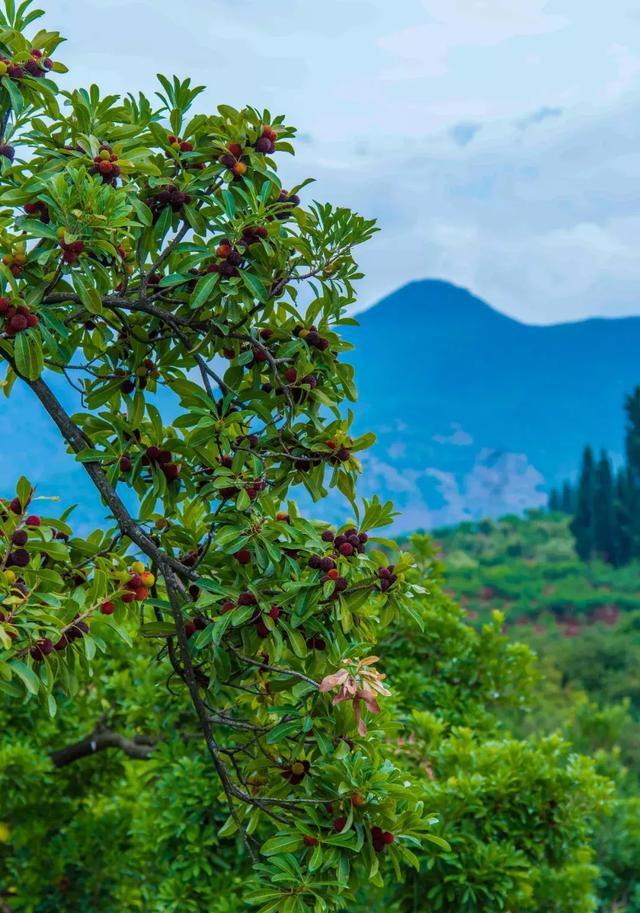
left=100, top=601, right=115, bottom=615
left=10, top=529, right=28, bottom=546
left=30, top=638, right=54, bottom=661
left=333, top=817, right=347, bottom=832
left=303, top=835, right=318, bottom=847
left=119, top=455, right=132, bottom=472
left=235, top=548, right=252, bottom=565
left=0, top=143, right=15, bottom=162
left=238, top=591, right=257, bottom=606
left=321, top=529, right=335, bottom=542
left=25, top=515, right=40, bottom=526
left=185, top=621, right=197, bottom=638
left=339, top=542, right=354, bottom=557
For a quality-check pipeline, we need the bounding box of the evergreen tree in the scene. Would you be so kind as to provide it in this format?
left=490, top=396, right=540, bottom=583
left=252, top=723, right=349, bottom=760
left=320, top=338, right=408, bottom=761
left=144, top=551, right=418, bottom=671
left=613, top=467, right=633, bottom=567
left=571, top=446, right=596, bottom=561
left=593, top=450, right=615, bottom=562
left=548, top=488, right=560, bottom=512
left=561, top=480, right=575, bottom=514
left=624, top=387, right=640, bottom=558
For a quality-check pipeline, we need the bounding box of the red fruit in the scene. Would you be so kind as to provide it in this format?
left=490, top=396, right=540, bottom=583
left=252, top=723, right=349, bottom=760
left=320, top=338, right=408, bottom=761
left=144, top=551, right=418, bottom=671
left=383, top=831, right=394, bottom=845
left=263, top=126, right=278, bottom=142
left=54, top=636, right=68, bottom=651
left=119, top=455, right=132, bottom=472
left=255, top=618, right=270, bottom=638
left=30, top=638, right=54, bottom=661
left=9, top=497, right=21, bottom=514
left=303, top=835, right=318, bottom=847
left=333, top=817, right=347, bottom=832
left=339, top=543, right=354, bottom=557
left=327, top=568, right=339, bottom=580
left=25, top=515, right=40, bottom=526
left=235, top=548, right=252, bottom=565
left=121, top=592, right=136, bottom=603
left=100, top=601, right=115, bottom=615
left=284, top=366, right=297, bottom=384
left=351, top=793, right=366, bottom=808
left=161, top=463, right=181, bottom=482
left=9, top=549, right=29, bottom=567
left=255, top=135, right=274, bottom=154
left=7, top=314, right=28, bottom=333
left=127, top=574, right=144, bottom=589
left=134, top=587, right=149, bottom=601
left=10, top=529, right=27, bottom=546
left=216, top=241, right=232, bottom=258
left=98, top=160, right=113, bottom=175
left=0, top=143, right=15, bottom=161
left=180, top=141, right=193, bottom=152
left=221, top=601, right=235, bottom=614
left=157, top=449, right=172, bottom=464
left=238, top=591, right=257, bottom=606
left=146, top=445, right=161, bottom=462
left=335, top=448, right=351, bottom=462
left=269, top=605, right=281, bottom=620
left=185, top=621, right=197, bottom=638
left=26, top=314, right=38, bottom=327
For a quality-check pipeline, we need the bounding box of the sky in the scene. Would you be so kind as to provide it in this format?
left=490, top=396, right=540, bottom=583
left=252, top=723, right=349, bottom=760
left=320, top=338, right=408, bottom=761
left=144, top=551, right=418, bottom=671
left=38, top=1, right=640, bottom=323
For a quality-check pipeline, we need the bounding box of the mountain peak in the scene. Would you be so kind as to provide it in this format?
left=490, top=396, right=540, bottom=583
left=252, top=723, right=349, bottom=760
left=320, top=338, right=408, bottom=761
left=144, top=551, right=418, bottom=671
left=361, top=278, right=511, bottom=327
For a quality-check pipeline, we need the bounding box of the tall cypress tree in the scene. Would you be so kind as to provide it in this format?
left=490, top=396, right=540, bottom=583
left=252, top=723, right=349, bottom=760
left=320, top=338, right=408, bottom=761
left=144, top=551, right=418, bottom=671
left=571, top=445, right=595, bottom=561
left=548, top=488, right=560, bottom=512
left=624, top=387, right=640, bottom=558
left=561, top=481, right=574, bottom=514
left=613, top=466, right=633, bottom=567
left=593, top=450, right=614, bottom=561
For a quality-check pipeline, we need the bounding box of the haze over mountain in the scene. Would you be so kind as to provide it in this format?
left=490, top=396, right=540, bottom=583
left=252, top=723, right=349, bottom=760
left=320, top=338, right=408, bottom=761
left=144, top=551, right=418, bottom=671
left=2, top=279, right=639, bottom=533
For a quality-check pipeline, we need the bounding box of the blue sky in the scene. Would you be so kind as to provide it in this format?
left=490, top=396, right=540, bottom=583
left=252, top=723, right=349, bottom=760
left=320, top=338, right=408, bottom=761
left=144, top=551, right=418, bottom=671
left=43, top=0, right=640, bottom=324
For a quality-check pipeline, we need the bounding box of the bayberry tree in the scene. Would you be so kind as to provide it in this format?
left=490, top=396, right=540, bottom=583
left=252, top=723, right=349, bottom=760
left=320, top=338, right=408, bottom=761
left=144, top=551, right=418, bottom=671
left=0, top=3, right=437, bottom=909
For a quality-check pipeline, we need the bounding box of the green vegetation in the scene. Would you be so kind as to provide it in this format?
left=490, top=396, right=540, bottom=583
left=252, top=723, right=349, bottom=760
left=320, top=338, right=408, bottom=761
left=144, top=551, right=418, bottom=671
left=435, top=511, right=640, bottom=912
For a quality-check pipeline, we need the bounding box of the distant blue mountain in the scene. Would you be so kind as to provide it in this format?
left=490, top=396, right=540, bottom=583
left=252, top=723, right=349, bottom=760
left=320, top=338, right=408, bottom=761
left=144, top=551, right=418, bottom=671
left=342, top=279, right=640, bottom=530
left=2, top=279, right=639, bottom=533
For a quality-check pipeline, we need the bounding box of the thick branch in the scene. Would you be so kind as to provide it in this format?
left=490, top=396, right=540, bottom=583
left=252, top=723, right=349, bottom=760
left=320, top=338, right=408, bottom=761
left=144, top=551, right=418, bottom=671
left=51, top=729, right=154, bottom=767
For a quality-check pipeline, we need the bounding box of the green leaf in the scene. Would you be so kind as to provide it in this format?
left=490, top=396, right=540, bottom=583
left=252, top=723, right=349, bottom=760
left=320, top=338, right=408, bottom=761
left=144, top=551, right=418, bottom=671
left=13, top=330, right=43, bottom=380
left=260, top=833, right=302, bottom=856
left=266, top=720, right=300, bottom=744
left=10, top=660, right=39, bottom=695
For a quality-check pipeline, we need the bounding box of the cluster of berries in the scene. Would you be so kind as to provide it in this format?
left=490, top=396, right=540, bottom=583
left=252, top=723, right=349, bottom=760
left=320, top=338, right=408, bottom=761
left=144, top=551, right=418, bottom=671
left=274, top=189, right=300, bottom=220
left=32, top=616, right=89, bottom=661
left=116, top=359, right=158, bottom=394
left=377, top=565, right=398, bottom=593
left=88, top=144, right=121, bottom=186
left=321, top=526, right=368, bottom=557
left=119, top=444, right=181, bottom=483
left=219, top=142, right=248, bottom=179
left=118, top=562, right=154, bottom=604
left=2, top=249, right=27, bottom=276
left=166, top=133, right=194, bottom=154
left=0, top=48, right=54, bottom=81
left=59, top=236, right=85, bottom=265
left=24, top=200, right=49, bottom=222
left=326, top=439, right=352, bottom=464
left=0, top=297, right=38, bottom=335
left=115, top=358, right=160, bottom=394
left=254, top=124, right=278, bottom=154
left=293, top=323, right=329, bottom=352
left=281, top=758, right=310, bottom=785
left=146, top=184, right=193, bottom=221
left=0, top=142, right=14, bottom=162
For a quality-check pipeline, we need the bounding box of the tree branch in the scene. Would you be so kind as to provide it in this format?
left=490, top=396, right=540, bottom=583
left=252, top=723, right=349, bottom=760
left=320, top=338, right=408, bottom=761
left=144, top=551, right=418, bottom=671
left=51, top=728, right=154, bottom=767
